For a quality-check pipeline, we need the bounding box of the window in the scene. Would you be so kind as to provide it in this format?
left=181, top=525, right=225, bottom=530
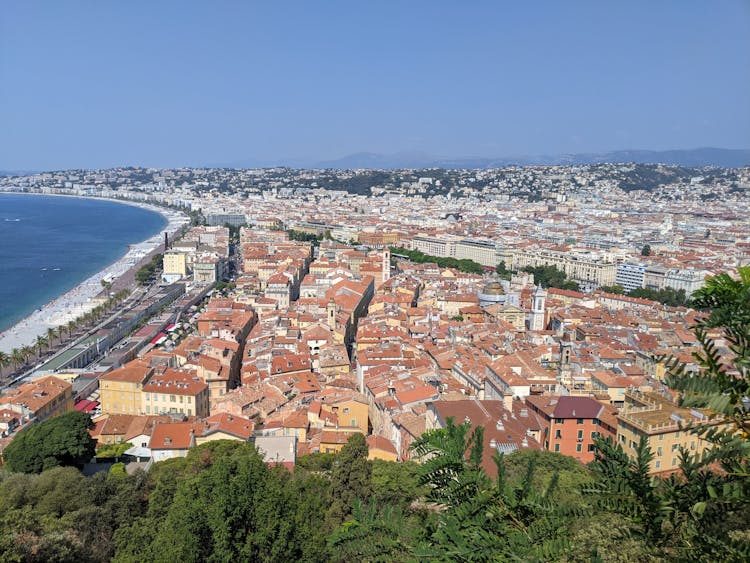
left=576, top=444, right=582, bottom=452
left=657, top=447, right=662, bottom=456
left=180, top=396, right=184, bottom=403
left=620, top=435, right=626, bottom=443
left=672, top=457, right=678, bottom=466
left=188, top=409, right=192, bottom=416
left=691, top=441, right=696, bottom=450
left=655, top=460, right=661, bottom=469
left=555, top=418, right=563, bottom=424
left=351, top=418, right=356, bottom=427
left=145, top=406, right=150, bottom=414
left=591, top=431, right=599, bottom=439
left=188, top=397, right=193, bottom=403
left=577, top=430, right=583, bottom=439
left=587, top=444, right=595, bottom=452
left=659, top=434, right=664, bottom=441
left=577, top=418, right=584, bottom=425
left=554, top=444, right=560, bottom=452
left=170, top=395, right=176, bottom=403
left=555, top=429, right=562, bottom=439
left=343, top=407, right=350, bottom=414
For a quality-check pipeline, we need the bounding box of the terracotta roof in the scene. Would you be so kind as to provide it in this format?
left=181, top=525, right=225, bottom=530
left=149, top=422, right=203, bottom=450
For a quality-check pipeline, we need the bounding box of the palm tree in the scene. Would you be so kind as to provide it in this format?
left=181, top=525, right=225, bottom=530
left=0, top=351, right=10, bottom=375
left=11, top=348, right=25, bottom=370
left=20, top=345, right=34, bottom=367
left=66, top=319, right=77, bottom=339
left=35, top=335, right=48, bottom=356
left=46, top=326, right=57, bottom=346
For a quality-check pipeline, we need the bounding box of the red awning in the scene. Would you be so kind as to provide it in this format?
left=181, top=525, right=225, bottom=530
left=150, top=332, right=167, bottom=344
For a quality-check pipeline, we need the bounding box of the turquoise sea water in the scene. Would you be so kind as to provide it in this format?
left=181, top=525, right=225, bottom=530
left=0, top=194, right=167, bottom=332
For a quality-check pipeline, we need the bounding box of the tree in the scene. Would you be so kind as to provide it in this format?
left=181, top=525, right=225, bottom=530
left=587, top=267, right=750, bottom=561
left=599, top=284, right=625, bottom=294
left=411, top=418, right=571, bottom=561
left=521, top=265, right=580, bottom=291
left=629, top=286, right=689, bottom=307
left=328, top=499, right=417, bottom=562
left=641, top=244, right=652, bottom=256
left=20, top=345, right=34, bottom=365
left=410, top=416, right=488, bottom=506
left=664, top=267, right=750, bottom=466
left=46, top=327, right=57, bottom=346
left=34, top=334, right=47, bottom=356
left=11, top=348, right=25, bottom=370
left=3, top=411, right=96, bottom=473
left=371, top=459, right=426, bottom=509
left=326, top=433, right=373, bottom=527
left=495, top=261, right=512, bottom=281
left=0, top=351, right=10, bottom=374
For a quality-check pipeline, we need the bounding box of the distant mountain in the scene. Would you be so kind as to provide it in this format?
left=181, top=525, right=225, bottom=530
left=0, top=170, right=36, bottom=177
left=312, top=147, right=750, bottom=169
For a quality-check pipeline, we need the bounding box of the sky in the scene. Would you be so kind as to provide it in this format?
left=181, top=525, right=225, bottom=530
left=1, top=1, right=749, bottom=170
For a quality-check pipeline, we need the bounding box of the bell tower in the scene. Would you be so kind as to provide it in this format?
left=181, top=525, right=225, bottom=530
left=529, top=285, right=547, bottom=331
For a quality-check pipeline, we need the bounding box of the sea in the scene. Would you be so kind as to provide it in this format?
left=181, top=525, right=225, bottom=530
left=0, top=194, right=167, bottom=332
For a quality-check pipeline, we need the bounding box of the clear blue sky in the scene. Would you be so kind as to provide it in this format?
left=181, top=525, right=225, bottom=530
left=1, top=1, right=749, bottom=169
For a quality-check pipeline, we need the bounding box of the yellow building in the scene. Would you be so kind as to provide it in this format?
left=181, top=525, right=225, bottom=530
left=616, top=389, right=723, bottom=474
left=163, top=251, right=188, bottom=280
left=321, top=396, right=370, bottom=435
left=142, top=368, right=210, bottom=418
left=99, top=359, right=152, bottom=415
left=366, top=435, right=399, bottom=461
left=320, top=429, right=360, bottom=454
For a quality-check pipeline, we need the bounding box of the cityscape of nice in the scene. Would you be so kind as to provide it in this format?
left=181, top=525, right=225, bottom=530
left=1, top=2, right=749, bottom=561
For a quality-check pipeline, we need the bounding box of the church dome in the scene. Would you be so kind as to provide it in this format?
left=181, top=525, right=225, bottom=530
left=483, top=281, right=504, bottom=296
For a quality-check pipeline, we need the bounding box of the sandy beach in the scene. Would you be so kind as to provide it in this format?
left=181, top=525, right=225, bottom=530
left=0, top=196, right=189, bottom=354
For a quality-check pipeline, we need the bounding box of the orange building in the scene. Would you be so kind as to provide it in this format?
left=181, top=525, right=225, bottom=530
left=0, top=375, right=74, bottom=423
left=525, top=395, right=617, bottom=463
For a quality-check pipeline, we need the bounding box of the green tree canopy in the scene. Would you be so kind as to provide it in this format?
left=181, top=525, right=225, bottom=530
left=326, top=433, right=373, bottom=527
left=3, top=411, right=96, bottom=473
left=522, top=265, right=580, bottom=291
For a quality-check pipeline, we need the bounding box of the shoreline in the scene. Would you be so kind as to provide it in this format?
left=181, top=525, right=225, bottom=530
left=0, top=192, right=190, bottom=354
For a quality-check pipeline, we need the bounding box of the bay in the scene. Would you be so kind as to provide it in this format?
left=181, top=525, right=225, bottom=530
left=0, top=194, right=167, bottom=332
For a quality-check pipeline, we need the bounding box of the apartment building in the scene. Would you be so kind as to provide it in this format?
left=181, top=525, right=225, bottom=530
left=616, top=262, right=646, bottom=292
left=525, top=395, right=617, bottom=463
left=509, top=248, right=616, bottom=287
left=616, top=389, right=723, bottom=474
left=0, top=375, right=74, bottom=423
left=99, top=359, right=153, bottom=415
left=142, top=368, right=210, bottom=418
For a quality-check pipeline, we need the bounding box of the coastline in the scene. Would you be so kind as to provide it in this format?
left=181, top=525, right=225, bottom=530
left=0, top=193, right=189, bottom=354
